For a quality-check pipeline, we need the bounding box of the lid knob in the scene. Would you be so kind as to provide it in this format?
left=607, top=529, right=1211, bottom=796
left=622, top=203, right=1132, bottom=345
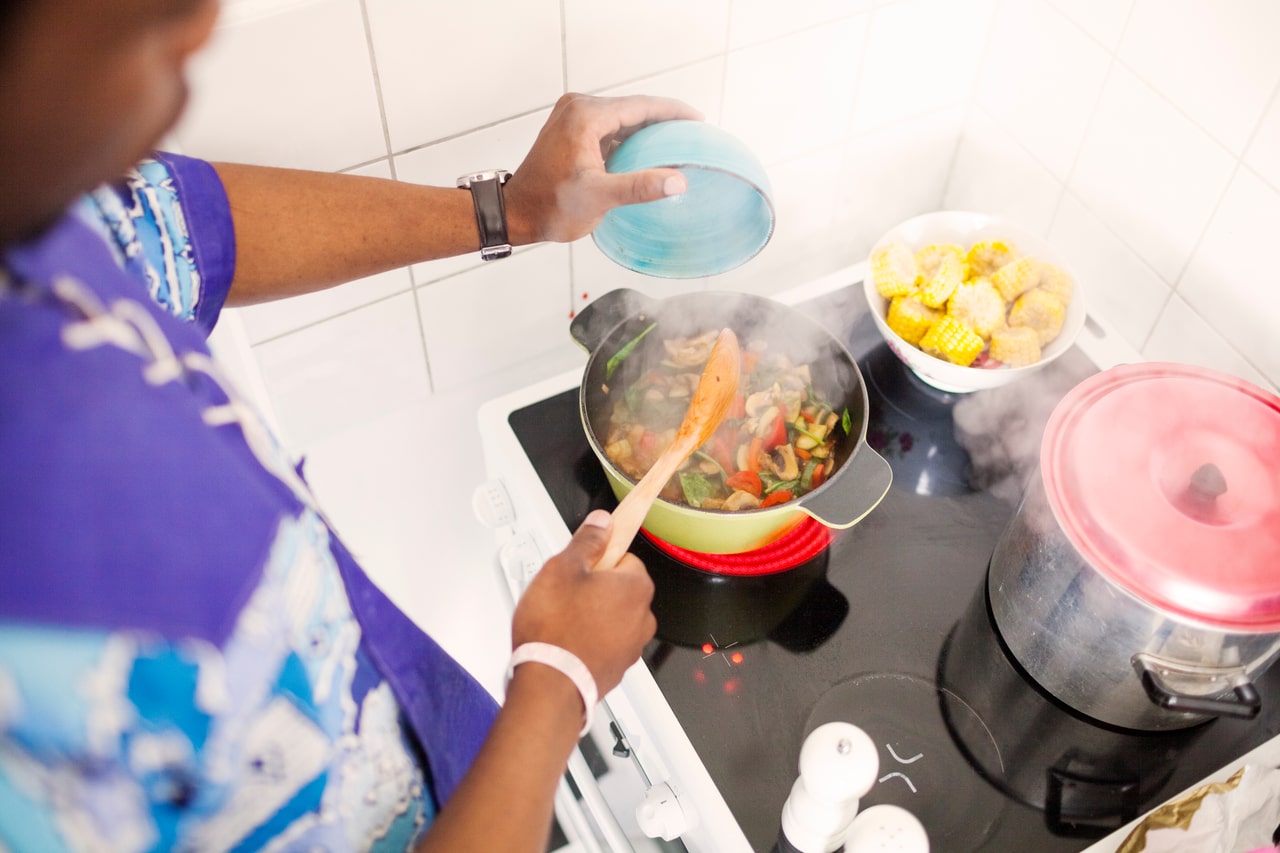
left=1177, top=462, right=1228, bottom=524
left=1189, top=462, right=1228, bottom=499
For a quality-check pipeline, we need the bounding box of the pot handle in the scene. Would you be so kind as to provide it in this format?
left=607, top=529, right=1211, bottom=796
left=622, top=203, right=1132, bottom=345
left=798, top=444, right=893, bottom=528
left=569, top=288, right=657, bottom=353
left=1132, top=652, right=1261, bottom=720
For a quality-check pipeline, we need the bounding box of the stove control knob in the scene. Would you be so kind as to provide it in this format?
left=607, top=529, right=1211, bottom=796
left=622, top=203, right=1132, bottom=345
left=472, top=479, right=516, bottom=528
left=497, top=531, right=543, bottom=594
left=636, top=781, right=688, bottom=841
left=781, top=722, right=878, bottom=853
left=843, top=804, right=929, bottom=852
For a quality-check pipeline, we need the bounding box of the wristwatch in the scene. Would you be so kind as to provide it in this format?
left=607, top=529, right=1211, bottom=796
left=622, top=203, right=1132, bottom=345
left=456, top=169, right=512, bottom=261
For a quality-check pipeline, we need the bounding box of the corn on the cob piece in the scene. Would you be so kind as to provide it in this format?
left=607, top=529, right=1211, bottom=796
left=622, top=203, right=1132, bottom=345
left=1037, top=262, right=1074, bottom=304
left=919, top=315, right=985, bottom=367
left=946, top=277, right=1006, bottom=340
left=886, top=295, right=942, bottom=345
left=991, top=256, right=1041, bottom=303
left=871, top=242, right=919, bottom=298
left=1009, top=288, right=1066, bottom=345
left=916, top=243, right=965, bottom=270
left=915, top=248, right=964, bottom=308
left=965, top=240, right=1019, bottom=278
left=989, top=325, right=1042, bottom=367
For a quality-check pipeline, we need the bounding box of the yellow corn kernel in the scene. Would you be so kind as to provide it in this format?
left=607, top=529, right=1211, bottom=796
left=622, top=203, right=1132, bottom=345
left=886, top=295, right=942, bottom=346
left=1037, top=262, right=1074, bottom=304
left=919, top=315, right=985, bottom=367
left=946, top=277, right=1006, bottom=340
left=991, top=256, right=1041, bottom=303
left=989, top=325, right=1042, bottom=367
left=1009, top=288, right=1067, bottom=345
left=871, top=242, right=919, bottom=298
left=965, top=240, right=1019, bottom=279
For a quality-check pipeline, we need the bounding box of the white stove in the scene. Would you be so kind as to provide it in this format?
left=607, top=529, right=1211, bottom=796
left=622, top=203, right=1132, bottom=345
left=473, top=262, right=1280, bottom=853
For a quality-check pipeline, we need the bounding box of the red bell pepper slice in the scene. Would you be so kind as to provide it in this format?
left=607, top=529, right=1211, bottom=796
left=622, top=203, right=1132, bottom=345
left=810, top=464, right=827, bottom=489
left=761, top=489, right=794, bottom=508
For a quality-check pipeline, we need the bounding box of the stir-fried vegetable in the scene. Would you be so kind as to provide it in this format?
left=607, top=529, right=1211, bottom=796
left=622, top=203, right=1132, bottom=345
left=606, top=321, right=658, bottom=380
left=603, top=330, right=845, bottom=511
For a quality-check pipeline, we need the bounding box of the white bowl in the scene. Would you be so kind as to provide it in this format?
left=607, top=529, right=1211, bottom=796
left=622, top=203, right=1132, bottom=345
left=865, top=210, right=1087, bottom=394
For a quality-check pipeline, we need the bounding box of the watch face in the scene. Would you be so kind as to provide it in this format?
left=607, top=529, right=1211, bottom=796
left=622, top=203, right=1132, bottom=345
left=458, top=170, right=510, bottom=188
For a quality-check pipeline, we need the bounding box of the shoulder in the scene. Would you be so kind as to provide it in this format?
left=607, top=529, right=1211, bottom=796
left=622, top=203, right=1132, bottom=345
left=84, top=153, right=235, bottom=333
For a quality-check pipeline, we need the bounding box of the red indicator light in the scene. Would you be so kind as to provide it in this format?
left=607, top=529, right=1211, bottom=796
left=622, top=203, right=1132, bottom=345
left=694, top=669, right=706, bottom=684
left=701, top=643, right=714, bottom=655
left=723, top=677, right=741, bottom=695
left=730, top=652, right=744, bottom=665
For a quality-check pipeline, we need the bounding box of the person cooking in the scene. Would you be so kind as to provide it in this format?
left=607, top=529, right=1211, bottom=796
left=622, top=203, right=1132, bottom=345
left=0, top=0, right=702, bottom=849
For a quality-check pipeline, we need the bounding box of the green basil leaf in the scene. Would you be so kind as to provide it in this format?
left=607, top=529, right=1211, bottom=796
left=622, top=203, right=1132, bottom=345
left=679, top=471, right=716, bottom=508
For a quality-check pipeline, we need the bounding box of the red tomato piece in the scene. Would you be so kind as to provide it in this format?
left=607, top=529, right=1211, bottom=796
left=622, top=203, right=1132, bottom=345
left=725, top=470, right=763, bottom=498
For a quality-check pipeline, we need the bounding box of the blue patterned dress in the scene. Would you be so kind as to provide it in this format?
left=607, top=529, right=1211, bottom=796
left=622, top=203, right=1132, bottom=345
left=0, top=154, right=498, bottom=852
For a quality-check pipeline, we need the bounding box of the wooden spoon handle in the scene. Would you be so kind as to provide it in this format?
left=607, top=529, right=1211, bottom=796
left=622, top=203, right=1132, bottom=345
left=597, top=438, right=694, bottom=570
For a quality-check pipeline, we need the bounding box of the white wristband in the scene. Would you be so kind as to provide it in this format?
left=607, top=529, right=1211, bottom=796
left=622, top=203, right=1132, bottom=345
left=506, top=642, right=598, bottom=737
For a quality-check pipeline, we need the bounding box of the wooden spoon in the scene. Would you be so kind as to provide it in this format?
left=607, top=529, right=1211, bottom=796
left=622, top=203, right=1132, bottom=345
left=595, top=327, right=742, bottom=571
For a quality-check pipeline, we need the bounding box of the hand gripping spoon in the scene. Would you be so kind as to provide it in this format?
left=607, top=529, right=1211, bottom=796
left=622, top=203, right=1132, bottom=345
left=595, top=328, right=741, bottom=571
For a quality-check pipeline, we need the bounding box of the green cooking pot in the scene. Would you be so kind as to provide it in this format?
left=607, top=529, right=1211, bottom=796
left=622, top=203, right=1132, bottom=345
left=570, top=288, right=892, bottom=554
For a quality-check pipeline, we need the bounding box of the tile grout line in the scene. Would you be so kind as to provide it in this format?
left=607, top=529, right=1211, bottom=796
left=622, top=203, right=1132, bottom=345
left=357, top=0, right=432, bottom=391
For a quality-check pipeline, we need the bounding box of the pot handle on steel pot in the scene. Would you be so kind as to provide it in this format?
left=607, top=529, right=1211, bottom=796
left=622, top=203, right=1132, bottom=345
left=569, top=288, right=658, bottom=353
left=1132, top=653, right=1261, bottom=720
left=798, top=444, right=893, bottom=528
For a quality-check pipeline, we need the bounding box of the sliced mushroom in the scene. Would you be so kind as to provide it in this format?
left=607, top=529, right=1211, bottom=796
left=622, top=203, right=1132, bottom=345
left=723, top=490, right=762, bottom=511
left=745, top=384, right=781, bottom=418
left=768, top=444, right=800, bottom=481
left=662, top=330, right=719, bottom=368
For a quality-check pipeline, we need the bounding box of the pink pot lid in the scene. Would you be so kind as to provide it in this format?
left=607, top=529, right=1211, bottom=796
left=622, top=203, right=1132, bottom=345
left=1042, top=362, right=1280, bottom=631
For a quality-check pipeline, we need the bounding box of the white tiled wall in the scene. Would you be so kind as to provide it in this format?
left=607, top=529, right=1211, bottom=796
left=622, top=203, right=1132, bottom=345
left=176, top=0, right=1280, bottom=456
left=950, top=0, right=1280, bottom=393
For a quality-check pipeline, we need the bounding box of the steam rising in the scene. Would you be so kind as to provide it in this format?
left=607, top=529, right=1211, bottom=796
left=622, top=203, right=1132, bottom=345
left=953, top=355, right=1096, bottom=505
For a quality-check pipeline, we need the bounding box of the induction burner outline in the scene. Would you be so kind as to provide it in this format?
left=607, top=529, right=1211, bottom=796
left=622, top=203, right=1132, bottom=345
left=804, top=672, right=1006, bottom=852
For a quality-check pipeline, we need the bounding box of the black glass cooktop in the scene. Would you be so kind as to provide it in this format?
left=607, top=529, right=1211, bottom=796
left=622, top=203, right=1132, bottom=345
left=507, top=282, right=1280, bottom=852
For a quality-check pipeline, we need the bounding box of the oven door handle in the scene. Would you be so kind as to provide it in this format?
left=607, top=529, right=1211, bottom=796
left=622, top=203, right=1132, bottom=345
left=561, top=743, right=637, bottom=851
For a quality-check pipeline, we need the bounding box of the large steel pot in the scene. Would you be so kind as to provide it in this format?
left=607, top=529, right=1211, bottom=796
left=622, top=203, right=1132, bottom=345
left=989, top=363, right=1280, bottom=731
left=570, top=288, right=892, bottom=555
left=940, top=583, right=1195, bottom=833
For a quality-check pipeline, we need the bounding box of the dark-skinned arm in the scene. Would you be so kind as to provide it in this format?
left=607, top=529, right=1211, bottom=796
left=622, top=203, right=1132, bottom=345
left=413, top=509, right=656, bottom=853
left=214, top=93, right=701, bottom=306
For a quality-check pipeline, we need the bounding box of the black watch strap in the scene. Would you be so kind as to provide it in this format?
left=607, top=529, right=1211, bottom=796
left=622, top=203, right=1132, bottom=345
left=457, top=170, right=512, bottom=261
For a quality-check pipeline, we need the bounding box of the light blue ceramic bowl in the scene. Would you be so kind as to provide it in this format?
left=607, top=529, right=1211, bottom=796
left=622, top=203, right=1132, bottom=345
left=593, top=120, right=775, bottom=278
